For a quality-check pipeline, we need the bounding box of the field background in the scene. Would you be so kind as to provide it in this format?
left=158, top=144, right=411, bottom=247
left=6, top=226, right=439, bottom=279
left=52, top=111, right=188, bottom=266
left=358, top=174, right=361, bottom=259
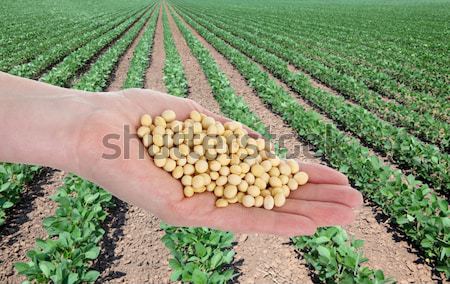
left=0, top=0, right=448, bottom=283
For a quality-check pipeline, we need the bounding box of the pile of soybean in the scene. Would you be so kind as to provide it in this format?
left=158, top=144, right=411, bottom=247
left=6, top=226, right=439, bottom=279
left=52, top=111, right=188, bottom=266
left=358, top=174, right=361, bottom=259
left=137, top=110, right=309, bottom=209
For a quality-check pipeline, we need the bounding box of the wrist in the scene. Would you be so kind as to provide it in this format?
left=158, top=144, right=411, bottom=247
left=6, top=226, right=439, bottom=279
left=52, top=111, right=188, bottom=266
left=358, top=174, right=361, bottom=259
left=0, top=89, right=98, bottom=172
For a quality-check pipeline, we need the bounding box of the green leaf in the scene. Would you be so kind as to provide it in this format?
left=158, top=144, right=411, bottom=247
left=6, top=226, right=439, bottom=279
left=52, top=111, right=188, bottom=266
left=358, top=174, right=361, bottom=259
left=67, top=272, right=79, bottom=284
left=317, top=246, right=331, bottom=259
left=85, top=246, right=100, bottom=259
left=192, top=269, right=207, bottom=284
left=2, top=201, right=14, bottom=209
left=14, top=262, right=30, bottom=273
left=38, top=261, right=53, bottom=278
left=83, top=270, right=100, bottom=282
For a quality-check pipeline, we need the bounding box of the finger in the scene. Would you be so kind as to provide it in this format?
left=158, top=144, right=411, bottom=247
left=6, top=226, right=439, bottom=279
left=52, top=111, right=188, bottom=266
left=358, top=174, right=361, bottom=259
left=203, top=205, right=317, bottom=237
left=298, top=162, right=350, bottom=185
left=289, top=184, right=363, bottom=208
left=200, top=108, right=263, bottom=139
left=273, top=199, right=356, bottom=227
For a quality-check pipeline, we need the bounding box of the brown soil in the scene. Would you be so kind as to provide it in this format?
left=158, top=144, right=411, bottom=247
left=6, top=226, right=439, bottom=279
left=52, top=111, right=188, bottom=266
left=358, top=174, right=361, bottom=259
left=0, top=169, right=65, bottom=283
left=145, top=6, right=167, bottom=93
left=170, top=7, right=438, bottom=283
left=95, top=205, right=171, bottom=283
left=165, top=5, right=219, bottom=111
left=107, top=11, right=154, bottom=92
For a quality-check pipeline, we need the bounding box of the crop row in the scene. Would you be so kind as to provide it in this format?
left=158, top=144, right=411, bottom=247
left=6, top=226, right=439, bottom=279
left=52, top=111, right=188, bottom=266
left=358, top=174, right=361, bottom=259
left=15, top=176, right=112, bottom=283
left=162, top=7, right=188, bottom=98
left=123, top=5, right=159, bottom=89
left=183, top=7, right=449, bottom=152
left=177, top=6, right=450, bottom=193
left=74, top=8, right=155, bottom=91
left=40, top=5, right=152, bottom=87
left=169, top=6, right=392, bottom=283
left=0, top=11, right=121, bottom=72
left=187, top=6, right=450, bottom=125
left=0, top=163, right=39, bottom=226
left=239, top=6, right=449, bottom=98
left=181, top=1, right=448, bottom=99
left=9, top=9, right=141, bottom=80
left=173, top=6, right=449, bottom=276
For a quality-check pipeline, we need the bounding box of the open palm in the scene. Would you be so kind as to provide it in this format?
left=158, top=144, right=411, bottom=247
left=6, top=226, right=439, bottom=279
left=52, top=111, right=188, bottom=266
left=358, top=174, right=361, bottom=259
left=74, top=89, right=362, bottom=236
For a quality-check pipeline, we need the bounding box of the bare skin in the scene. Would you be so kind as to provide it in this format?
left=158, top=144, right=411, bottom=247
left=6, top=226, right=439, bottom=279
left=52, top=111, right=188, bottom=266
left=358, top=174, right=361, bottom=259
left=0, top=72, right=362, bottom=236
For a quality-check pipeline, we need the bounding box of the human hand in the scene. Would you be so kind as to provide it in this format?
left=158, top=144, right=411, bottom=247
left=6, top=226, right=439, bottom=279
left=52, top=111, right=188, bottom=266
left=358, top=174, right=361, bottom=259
left=72, top=88, right=362, bottom=236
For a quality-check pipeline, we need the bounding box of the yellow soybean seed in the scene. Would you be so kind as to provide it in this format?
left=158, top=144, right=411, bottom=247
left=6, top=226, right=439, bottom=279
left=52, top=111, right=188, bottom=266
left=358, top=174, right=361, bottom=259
left=210, top=171, right=219, bottom=180
left=294, top=172, right=309, bottom=185
left=263, top=195, right=275, bottom=210
left=140, top=114, right=152, bottom=126
left=142, top=134, right=152, bottom=147
left=269, top=176, right=282, bottom=188
left=254, top=196, right=264, bottom=208
left=172, top=166, right=184, bottom=179
left=184, top=186, right=194, bottom=197
left=240, top=162, right=250, bottom=174
left=202, top=117, right=215, bottom=129
left=242, top=195, right=255, bottom=207
left=162, top=110, right=176, bottom=123
left=261, top=160, right=272, bottom=172
left=219, top=166, right=230, bottom=176
left=274, top=193, right=286, bottom=207
left=190, top=110, right=202, bottom=122
left=179, top=144, right=190, bottom=156
left=163, top=159, right=176, bottom=172
left=177, top=157, right=187, bottom=166
left=279, top=162, right=291, bottom=176
left=154, top=157, right=166, bottom=168
left=194, top=186, right=206, bottom=193
left=228, top=174, right=242, bottom=186
left=153, top=134, right=164, bottom=147
left=280, top=175, right=289, bottom=185
left=152, top=125, right=165, bottom=135
left=209, top=160, right=221, bottom=172
left=269, top=166, right=280, bottom=177
left=181, top=175, right=192, bottom=186
left=270, top=157, right=281, bottom=167
left=254, top=178, right=267, bottom=190
left=287, top=159, right=299, bottom=174
left=183, top=164, right=195, bottom=175
left=216, top=176, right=228, bottom=186
left=217, top=154, right=231, bottom=166
left=215, top=198, right=228, bottom=207
left=227, top=195, right=239, bottom=204
left=238, top=180, right=249, bottom=192
left=200, top=173, right=212, bottom=186
left=214, top=186, right=224, bottom=197
left=230, top=165, right=242, bottom=174
left=260, top=189, right=271, bottom=198
left=282, top=185, right=290, bottom=197
left=237, top=192, right=245, bottom=203
left=207, top=124, right=218, bottom=135
left=261, top=172, right=270, bottom=183
left=148, top=145, right=160, bottom=157
left=251, top=164, right=265, bottom=177
left=245, top=173, right=255, bottom=184
left=206, top=182, right=216, bottom=192
left=224, top=185, right=238, bottom=199
left=271, top=187, right=284, bottom=196
left=247, top=185, right=260, bottom=197
left=192, top=175, right=204, bottom=189
left=288, top=178, right=298, bottom=190
left=195, top=160, right=208, bottom=173
left=137, top=126, right=150, bottom=138
left=170, top=121, right=183, bottom=133
left=154, top=116, right=166, bottom=127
